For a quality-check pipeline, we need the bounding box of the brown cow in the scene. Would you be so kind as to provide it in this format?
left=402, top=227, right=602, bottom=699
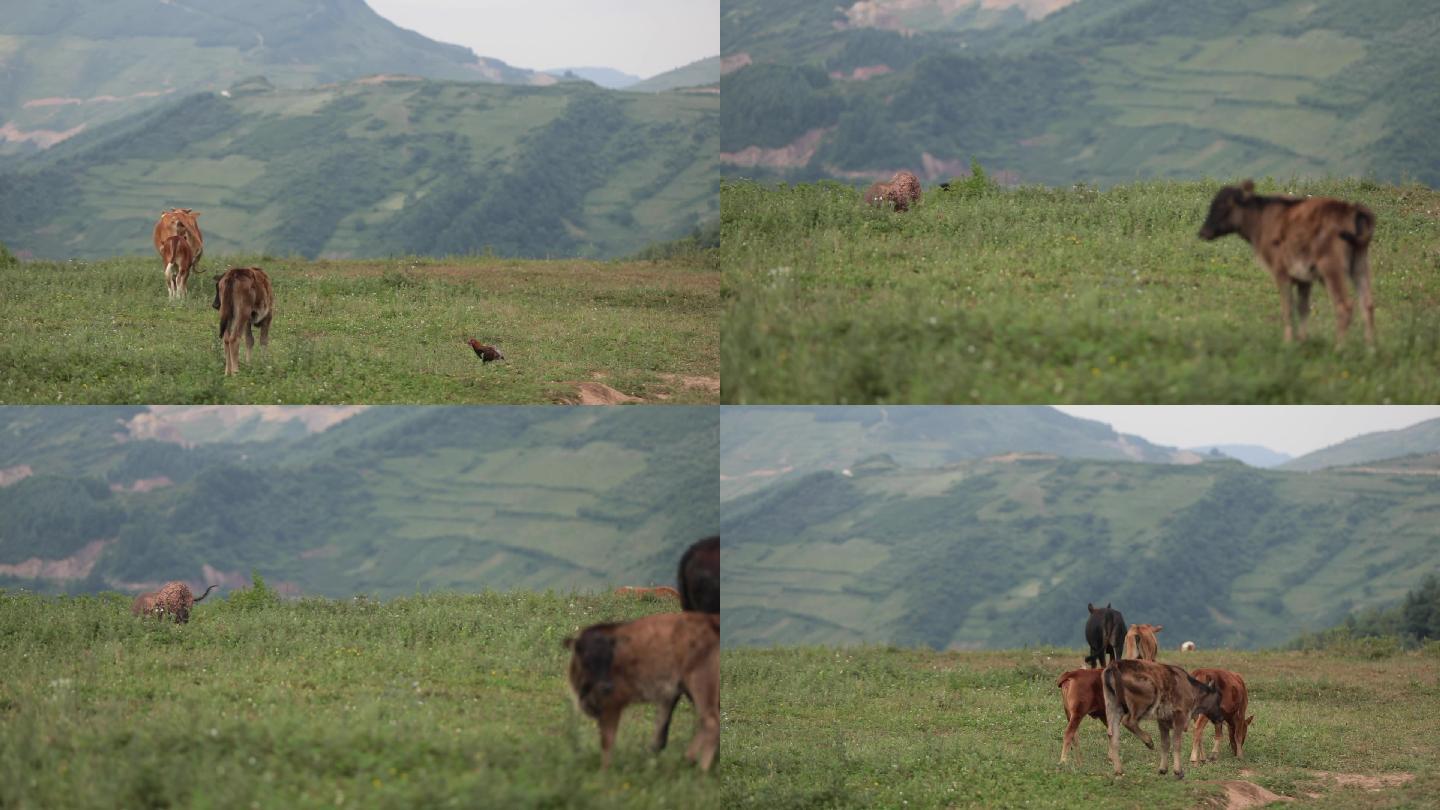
left=212, top=267, right=274, bottom=376
left=1198, top=180, right=1376, bottom=345
left=152, top=209, right=204, bottom=298
left=1188, top=668, right=1253, bottom=763
left=563, top=611, right=719, bottom=771
left=865, top=170, right=922, bottom=212
left=1102, top=659, right=1222, bottom=779
left=1123, top=623, right=1162, bottom=661
left=1057, top=668, right=1106, bottom=765
left=615, top=585, right=682, bottom=603
left=160, top=231, right=196, bottom=300
left=131, top=582, right=216, bottom=623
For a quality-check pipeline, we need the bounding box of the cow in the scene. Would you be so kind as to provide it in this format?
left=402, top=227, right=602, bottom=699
left=131, top=582, right=216, bottom=623
left=1102, top=659, right=1223, bottom=779
left=1180, top=641, right=1196, bottom=652
left=1198, top=180, right=1376, bottom=346
left=1057, top=668, right=1106, bottom=765
left=615, top=585, right=682, bottom=603
left=152, top=209, right=204, bottom=297
left=865, top=170, right=922, bottom=212
left=1188, top=668, right=1253, bottom=763
left=1085, top=603, right=1126, bottom=668
left=212, top=267, right=274, bottom=376
left=160, top=231, right=196, bottom=300
left=677, top=535, right=719, bottom=614
left=1123, top=623, right=1162, bottom=661
left=563, top=611, right=719, bottom=771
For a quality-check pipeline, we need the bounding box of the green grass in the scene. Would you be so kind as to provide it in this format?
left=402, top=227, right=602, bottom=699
left=720, top=644, right=1440, bottom=808
left=0, top=255, right=719, bottom=404
left=721, top=178, right=1440, bottom=403
left=0, top=588, right=720, bottom=809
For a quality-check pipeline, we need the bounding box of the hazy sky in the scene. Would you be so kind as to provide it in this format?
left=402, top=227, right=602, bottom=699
left=1054, top=406, right=1440, bottom=457
left=366, top=0, right=719, bottom=78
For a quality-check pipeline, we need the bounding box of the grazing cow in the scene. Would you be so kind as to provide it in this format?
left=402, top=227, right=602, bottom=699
left=1180, top=641, right=1196, bottom=652
left=1057, top=668, right=1107, bottom=765
left=615, top=585, right=682, bottom=603
left=1085, top=603, right=1127, bottom=668
left=563, top=611, right=719, bottom=771
left=1102, top=659, right=1223, bottom=779
left=152, top=209, right=204, bottom=297
left=1188, top=668, right=1253, bottom=763
left=1123, top=623, right=1163, bottom=661
left=212, top=267, right=274, bottom=375
left=865, top=170, right=922, bottom=212
left=131, top=582, right=216, bottom=624
left=1198, top=180, right=1376, bottom=345
left=677, top=535, right=719, bottom=614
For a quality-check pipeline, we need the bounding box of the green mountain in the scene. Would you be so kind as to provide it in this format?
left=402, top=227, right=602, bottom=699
left=0, top=77, right=718, bottom=259
left=1281, top=418, right=1440, bottom=472
left=720, top=0, right=1440, bottom=186
left=630, top=56, right=722, bottom=92
left=0, top=406, right=718, bottom=598
left=721, top=406, right=1198, bottom=501
left=720, top=452, right=1440, bottom=650
left=0, top=0, right=544, bottom=160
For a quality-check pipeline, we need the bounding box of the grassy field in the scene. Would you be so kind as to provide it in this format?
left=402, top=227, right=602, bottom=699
left=720, top=644, right=1440, bottom=809
left=721, top=178, right=1440, bottom=403
left=0, top=255, right=718, bottom=404
left=0, top=587, right=720, bottom=809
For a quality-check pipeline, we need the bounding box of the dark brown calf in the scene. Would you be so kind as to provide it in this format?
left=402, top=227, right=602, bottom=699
left=1198, top=180, right=1375, bottom=345
left=678, top=535, right=719, bottom=614
left=865, top=170, right=922, bottom=212
left=1188, top=668, right=1253, bottom=763
left=1085, top=603, right=1126, bottom=668
left=1057, top=668, right=1106, bottom=765
left=1102, top=659, right=1222, bottom=779
left=564, top=611, right=719, bottom=771
left=212, top=267, right=274, bottom=376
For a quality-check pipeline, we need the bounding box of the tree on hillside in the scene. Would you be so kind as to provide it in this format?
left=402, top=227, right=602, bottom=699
left=1401, top=573, right=1440, bottom=641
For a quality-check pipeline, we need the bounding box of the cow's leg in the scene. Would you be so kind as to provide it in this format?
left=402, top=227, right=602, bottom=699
left=1107, top=711, right=1125, bottom=776
left=683, top=660, right=719, bottom=771
left=1323, top=260, right=1353, bottom=345
left=597, top=707, right=622, bottom=769
left=1353, top=251, right=1375, bottom=345
left=165, top=262, right=175, bottom=299
left=257, top=313, right=272, bottom=351
left=652, top=693, right=681, bottom=752
left=1213, top=718, right=1226, bottom=761
left=1061, top=712, right=1082, bottom=765
left=1190, top=714, right=1208, bottom=764
left=1294, top=280, right=1313, bottom=341
left=243, top=320, right=256, bottom=363
left=1274, top=272, right=1295, bottom=342
left=1121, top=712, right=1153, bottom=750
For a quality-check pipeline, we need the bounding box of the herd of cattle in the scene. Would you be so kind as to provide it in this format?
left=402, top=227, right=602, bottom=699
left=129, top=535, right=722, bottom=772
left=1060, top=603, right=1253, bottom=779
left=152, top=209, right=274, bottom=376
left=867, top=173, right=1378, bottom=346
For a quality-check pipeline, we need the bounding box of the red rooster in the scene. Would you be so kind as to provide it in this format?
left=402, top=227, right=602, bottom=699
left=467, top=338, right=505, bottom=363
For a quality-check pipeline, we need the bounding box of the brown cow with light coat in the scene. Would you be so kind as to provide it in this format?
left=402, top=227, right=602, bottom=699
left=1057, top=668, right=1106, bottom=765
left=865, top=170, right=922, bottom=212
left=153, top=209, right=204, bottom=298
left=1102, top=659, right=1222, bottom=779
left=212, top=267, right=274, bottom=375
left=1198, top=180, right=1376, bottom=345
left=1188, top=668, right=1253, bottom=763
left=1123, top=623, right=1162, bottom=661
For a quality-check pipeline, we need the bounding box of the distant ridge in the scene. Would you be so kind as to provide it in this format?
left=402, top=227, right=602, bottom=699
left=1282, top=418, right=1440, bottom=472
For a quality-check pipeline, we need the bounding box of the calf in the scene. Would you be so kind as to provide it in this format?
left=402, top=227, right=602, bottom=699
left=1123, top=623, right=1162, bottom=661
left=152, top=208, right=204, bottom=296
left=160, top=230, right=196, bottom=300
left=1103, top=659, right=1223, bottom=779
left=865, top=170, right=922, bottom=212
left=1085, top=603, right=1126, bottom=668
left=1057, top=668, right=1106, bottom=765
left=212, top=267, right=274, bottom=376
left=564, top=611, right=719, bottom=771
left=678, top=535, right=719, bottom=614
left=1198, top=180, right=1376, bottom=345
left=1188, top=668, right=1253, bottom=763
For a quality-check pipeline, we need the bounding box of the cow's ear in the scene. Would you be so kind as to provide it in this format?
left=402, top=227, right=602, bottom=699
left=1087, top=603, right=1096, bottom=612
left=1240, top=179, right=1255, bottom=196
left=1153, top=625, right=1162, bottom=633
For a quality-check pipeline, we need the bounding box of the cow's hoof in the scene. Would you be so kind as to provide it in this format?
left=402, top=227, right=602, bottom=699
left=1174, top=771, right=1185, bottom=781
left=1143, top=741, right=1155, bottom=750
left=1208, top=754, right=1218, bottom=763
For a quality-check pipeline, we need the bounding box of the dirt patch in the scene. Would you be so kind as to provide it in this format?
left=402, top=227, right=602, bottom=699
left=0, top=464, right=33, bottom=487
left=300, top=544, right=340, bottom=560
left=1217, top=780, right=1292, bottom=809
left=985, top=452, right=1058, bottom=463
left=0, top=121, right=87, bottom=148
left=721, top=127, right=831, bottom=170
left=721, top=52, right=753, bottom=75
left=0, top=539, right=113, bottom=580
left=109, top=476, right=173, bottom=493
left=829, top=64, right=893, bottom=81
left=569, top=382, right=643, bottom=405
left=657, top=373, right=720, bottom=395
left=1305, top=770, right=1415, bottom=791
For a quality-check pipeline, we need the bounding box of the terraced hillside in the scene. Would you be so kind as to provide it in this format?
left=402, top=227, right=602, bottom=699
left=0, top=0, right=544, bottom=159
left=720, top=452, right=1440, bottom=650
left=0, top=77, right=718, bottom=259
left=0, top=407, right=718, bottom=597
left=720, top=0, right=1440, bottom=186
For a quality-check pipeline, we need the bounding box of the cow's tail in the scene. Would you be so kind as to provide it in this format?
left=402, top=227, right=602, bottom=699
left=218, top=274, right=235, bottom=338
left=1103, top=663, right=1129, bottom=721
left=193, top=584, right=217, bottom=603
left=1340, top=206, right=1375, bottom=250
